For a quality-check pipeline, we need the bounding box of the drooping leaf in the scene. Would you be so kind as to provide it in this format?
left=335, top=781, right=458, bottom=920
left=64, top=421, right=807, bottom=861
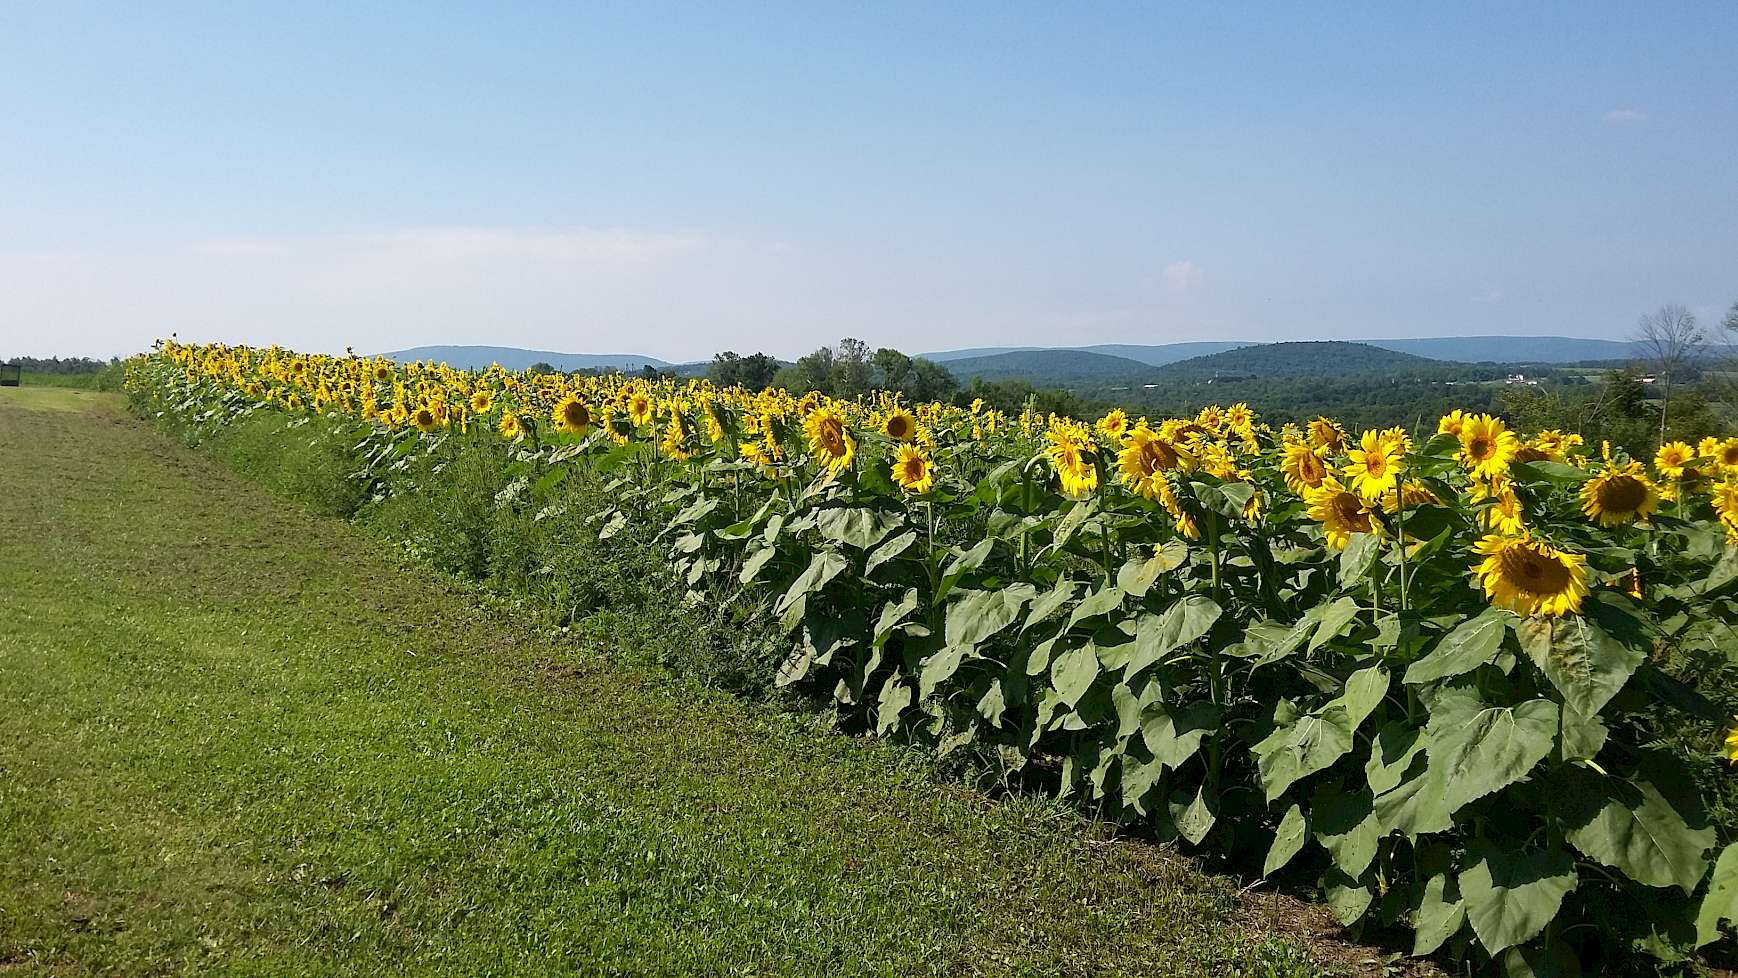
left=864, top=529, right=917, bottom=575
left=1339, top=532, right=1381, bottom=588
left=1264, top=803, right=1309, bottom=877
left=945, top=585, right=1036, bottom=651
left=1050, top=642, right=1101, bottom=707
left=1374, top=758, right=1454, bottom=838
left=1312, top=784, right=1381, bottom=877
left=872, top=589, right=921, bottom=651
left=775, top=549, right=850, bottom=616
left=1127, top=596, right=1222, bottom=675
left=875, top=674, right=913, bottom=736
left=1365, top=721, right=1425, bottom=796
left=1066, top=584, right=1125, bottom=628
left=1339, top=665, right=1391, bottom=731
left=1555, top=768, right=1714, bottom=895
left=1140, top=702, right=1219, bottom=770
left=1170, top=781, right=1218, bottom=845
left=1695, top=843, right=1738, bottom=947
left=1404, top=607, right=1512, bottom=684
left=1424, top=687, right=1558, bottom=814
left=934, top=538, right=995, bottom=604
left=918, top=646, right=966, bottom=699
left=1516, top=614, right=1643, bottom=719
left=815, top=504, right=902, bottom=549
left=1253, top=705, right=1355, bottom=801
left=1459, top=841, right=1577, bottom=954
left=1324, top=866, right=1375, bottom=925
left=1023, top=578, right=1078, bottom=633
left=1308, top=596, right=1363, bottom=653
left=1412, top=844, right=1466, bottom=956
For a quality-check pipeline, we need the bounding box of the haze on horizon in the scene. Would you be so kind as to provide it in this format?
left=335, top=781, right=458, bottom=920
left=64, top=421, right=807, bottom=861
left=2, top=3, right=1734, bottom=362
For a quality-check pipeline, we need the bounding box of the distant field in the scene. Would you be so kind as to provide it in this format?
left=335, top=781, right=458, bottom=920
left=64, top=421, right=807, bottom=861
left=17, top=370, right=115, bottom=390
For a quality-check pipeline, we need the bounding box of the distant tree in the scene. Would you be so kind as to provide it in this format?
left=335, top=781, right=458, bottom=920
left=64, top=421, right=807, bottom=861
left=1632, top=303, right=1705, bottom=442
left=833, top=338, right=872, bottom=396
left=709, top=350, right=779, bottom=390
left=527, top=361, right=557, bottom=375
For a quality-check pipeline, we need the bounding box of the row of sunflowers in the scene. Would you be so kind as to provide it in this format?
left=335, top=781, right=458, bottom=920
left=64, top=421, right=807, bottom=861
left=132, top=340, right=1738, bottom=976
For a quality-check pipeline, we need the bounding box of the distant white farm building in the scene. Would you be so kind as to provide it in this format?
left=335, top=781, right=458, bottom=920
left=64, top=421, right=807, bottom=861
left=1505, top=373, right=1540, bottom=386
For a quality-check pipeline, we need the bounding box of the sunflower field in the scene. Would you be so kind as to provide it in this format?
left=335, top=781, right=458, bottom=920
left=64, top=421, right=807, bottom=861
left=129, top=340, right=1738, bottom=976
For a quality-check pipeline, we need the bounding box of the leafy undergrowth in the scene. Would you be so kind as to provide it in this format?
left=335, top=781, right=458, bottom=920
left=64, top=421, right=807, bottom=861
left=0, top=391, right=1330, bottom=975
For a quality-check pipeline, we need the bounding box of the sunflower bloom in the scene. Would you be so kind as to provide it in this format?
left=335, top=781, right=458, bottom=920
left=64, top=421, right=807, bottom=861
left=1096, top=408, right=1131, bottom=441
left=412, top=404, right=442, bottom=433
left=1471, top=534, right=1589, bottom=618
left=1344, top=429, right=1404, bottom=502
left=1280, top=441, right=1329, bottom=495
left=1047, top=422, right=1099, bottom=498
left=1307, top=417, right=1346, bottom=453
left=1579, top=462, right=1660, bottom=527
left=552, top=394, right=593, bottom=435
left=498, top=410, right=524, bottom=441
left=1725, top=719, right=1738, bottom=765
left=804, top=404, right=857, bottom=475
left=1458, top=414, right=1519, bottom=481
left=880, top=407, right=917, bottom=442
left=1118, top=425, right=1195, bottom=499
left=1703, top=437, right=1738, bottom=473
left=469, top=389, right=495, bottom=414
left=1437, top=410, right=1468, bottom=436
left=892, top=443, right=935, bottom=494
left=1306, top=476, right=1376, bottom=549
left=1655, top=441, right=1696, bottom=480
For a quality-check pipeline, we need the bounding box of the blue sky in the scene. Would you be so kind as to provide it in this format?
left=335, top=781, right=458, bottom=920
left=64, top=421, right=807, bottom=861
left=2, top=2, right=1734, bottom=361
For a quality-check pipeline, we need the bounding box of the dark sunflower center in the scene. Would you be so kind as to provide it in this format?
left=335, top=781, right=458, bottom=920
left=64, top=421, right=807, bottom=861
left=886, top=416, right=910, bottom=438
left=564, top=402, right=590, bottom=428
left=1468, top=438, right=1492, bottom=460
left=1332, top=492, right=1371, bottom=531
left=1503, top=547, right=1571, bottom=593
left=1598, top=475, right=1647, bottom=512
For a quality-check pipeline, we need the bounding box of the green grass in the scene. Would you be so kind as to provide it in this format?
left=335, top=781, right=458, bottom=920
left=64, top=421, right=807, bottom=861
left=0, top=385, right=120, bottom=413
left=16, top=369, right=121, bottom=391
left=0, top=393, right=1325, bottom=976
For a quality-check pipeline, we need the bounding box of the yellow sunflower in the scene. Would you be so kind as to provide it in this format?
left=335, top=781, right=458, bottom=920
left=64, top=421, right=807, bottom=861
left=881, top=407, right=917, bottom=442
left=1280, top=440, right=1329, bottom=494
left=1473, top=479, right=1526, bottom=535
left=1305, top=476, right=1376, bottom=549
left=1713, top=478, right=1738, bottom=531
left=626, top=390, right=655, bottom=428
left=469, top=389, right=495, bottom=414
left=1703, top=437, right=1738, bottom=472
left=1096, top=408, right=1131, bottom=441
left=1344, top=429, right=1404, bottom=502
left=1308, top=417, right=1347, bottom=453
left=1047, top=423, right=1099, bottom=498
left=892, top=443, right=935, bottom=494
left=552, top=394, right=593, bottom=435
left=1579, top=462, right=1660, bottom=527
left=1118, top=424, right=1195, bottom=499
left=1437, top=410, right=1468, bottom=436
left=412, top=404, right=442, bottom=433
left=1725, top=718, right=1738, bottom=765
left=1656, top=441, right=1696, bottom=480
left=660, top=410, right=693, bottom=461
left=1471, top=534, right=1589, bottom=617
left=498, top=411, right=524, bottom=440
left=804, top=404, right=857, bottom=474
left=1458, top=414, right=1519, bottom=481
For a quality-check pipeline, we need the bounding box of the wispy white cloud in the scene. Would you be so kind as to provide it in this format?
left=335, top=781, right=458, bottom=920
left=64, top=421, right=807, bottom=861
left=1471, top=287, right=1504, bottom=304
left=1603, top=108, right=1647, bottom=125
left=1162, top=259, right=1203, bottom=296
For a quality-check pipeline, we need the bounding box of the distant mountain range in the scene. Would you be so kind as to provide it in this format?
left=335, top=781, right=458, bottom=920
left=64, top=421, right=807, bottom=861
left=381, top=345, right=671, bottom=372
left=379, top=335, right=1648, bottom=385
left=923, top=336, right=1640, bottom=367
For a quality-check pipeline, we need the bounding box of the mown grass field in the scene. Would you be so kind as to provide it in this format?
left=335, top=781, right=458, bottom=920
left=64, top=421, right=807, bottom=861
left=0, top=387, right=1326, bottom=976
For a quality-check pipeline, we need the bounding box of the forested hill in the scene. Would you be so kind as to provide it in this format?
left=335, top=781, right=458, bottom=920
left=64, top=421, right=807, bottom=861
left=1153, top=341, right=1441, bottom=379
